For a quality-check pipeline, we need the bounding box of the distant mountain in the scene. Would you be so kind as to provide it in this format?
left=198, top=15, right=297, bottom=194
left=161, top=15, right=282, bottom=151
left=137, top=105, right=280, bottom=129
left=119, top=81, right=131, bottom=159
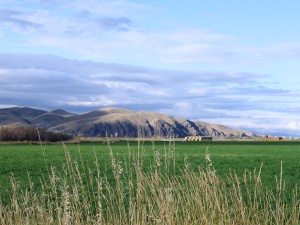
left=0, top=107, right=256, bottom=139
left=0, top=107, right=47, bottom=126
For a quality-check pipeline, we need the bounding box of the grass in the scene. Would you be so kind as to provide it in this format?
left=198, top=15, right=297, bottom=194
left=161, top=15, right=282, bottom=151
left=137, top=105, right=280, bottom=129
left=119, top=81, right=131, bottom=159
left=0, top=140, right=299, bottom=224
left=1, top=141, right=299, bottom=198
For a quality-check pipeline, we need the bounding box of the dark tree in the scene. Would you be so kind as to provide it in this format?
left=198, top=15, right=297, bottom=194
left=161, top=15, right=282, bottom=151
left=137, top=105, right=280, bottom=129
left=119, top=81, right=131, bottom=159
left=0, top=126, right=72, bottom=142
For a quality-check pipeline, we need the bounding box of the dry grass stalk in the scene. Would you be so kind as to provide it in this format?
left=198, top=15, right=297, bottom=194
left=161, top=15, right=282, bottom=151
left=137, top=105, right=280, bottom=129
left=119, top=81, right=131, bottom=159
left=0, top=140, right=299, bottom=225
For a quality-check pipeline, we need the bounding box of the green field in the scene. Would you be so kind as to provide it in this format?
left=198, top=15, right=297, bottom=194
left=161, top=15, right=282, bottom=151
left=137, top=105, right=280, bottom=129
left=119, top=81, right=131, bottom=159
left=1, top=141, right=300, bottom=199
left=0, top=140, right=300, bottom=224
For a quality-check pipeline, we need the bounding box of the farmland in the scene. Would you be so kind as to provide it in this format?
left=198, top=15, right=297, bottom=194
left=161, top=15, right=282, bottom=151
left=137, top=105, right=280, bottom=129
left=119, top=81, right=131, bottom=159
left=0, top=140, right=300, bottom=224
left=1, top=141, right=300, bottom=193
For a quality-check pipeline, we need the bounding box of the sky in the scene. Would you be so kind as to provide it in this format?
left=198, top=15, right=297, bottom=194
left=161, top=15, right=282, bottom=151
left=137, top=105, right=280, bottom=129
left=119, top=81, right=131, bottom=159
left=1, top=0, right=300, bottom=136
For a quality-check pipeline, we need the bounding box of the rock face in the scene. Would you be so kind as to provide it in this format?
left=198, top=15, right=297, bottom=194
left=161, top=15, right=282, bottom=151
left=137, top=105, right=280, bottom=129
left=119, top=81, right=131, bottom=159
left=0, top=107, right=256, bottom=139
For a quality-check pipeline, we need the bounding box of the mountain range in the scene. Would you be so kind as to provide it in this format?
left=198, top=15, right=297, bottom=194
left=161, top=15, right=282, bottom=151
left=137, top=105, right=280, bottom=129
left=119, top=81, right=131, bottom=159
left=0, top=107, right=256, bottom=139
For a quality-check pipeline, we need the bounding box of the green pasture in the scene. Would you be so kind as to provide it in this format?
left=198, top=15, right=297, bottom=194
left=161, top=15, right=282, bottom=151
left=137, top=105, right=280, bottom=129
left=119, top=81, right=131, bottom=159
left=0, top=140, right=300, bottom=204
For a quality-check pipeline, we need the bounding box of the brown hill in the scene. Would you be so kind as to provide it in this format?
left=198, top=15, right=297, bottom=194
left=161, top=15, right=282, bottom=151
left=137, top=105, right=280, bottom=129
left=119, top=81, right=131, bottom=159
left=0, top=107, right=256, bottom=139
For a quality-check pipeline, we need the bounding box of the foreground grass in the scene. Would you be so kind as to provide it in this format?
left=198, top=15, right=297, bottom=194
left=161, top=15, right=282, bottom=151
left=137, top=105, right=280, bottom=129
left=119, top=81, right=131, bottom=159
left=0, top=140, right=299, bottom=224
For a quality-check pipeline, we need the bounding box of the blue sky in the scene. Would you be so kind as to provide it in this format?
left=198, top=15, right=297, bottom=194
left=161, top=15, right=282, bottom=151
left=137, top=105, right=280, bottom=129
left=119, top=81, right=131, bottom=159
left=1, top=0, right=300, bottom=136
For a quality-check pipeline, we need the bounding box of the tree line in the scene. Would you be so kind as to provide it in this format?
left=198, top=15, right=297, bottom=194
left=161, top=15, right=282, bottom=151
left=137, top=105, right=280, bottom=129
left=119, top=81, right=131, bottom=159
left=0, top=126, right=73, bottom=142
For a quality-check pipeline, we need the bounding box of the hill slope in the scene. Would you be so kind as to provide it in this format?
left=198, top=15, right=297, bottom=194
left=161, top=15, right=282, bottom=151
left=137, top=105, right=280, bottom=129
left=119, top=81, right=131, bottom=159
left=0, top=107, right=255, bottom=138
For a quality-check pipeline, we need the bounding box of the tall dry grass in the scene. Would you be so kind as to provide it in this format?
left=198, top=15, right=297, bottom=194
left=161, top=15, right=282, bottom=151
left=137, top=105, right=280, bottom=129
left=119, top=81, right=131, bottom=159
left=0, top=140, right=299, bottom=225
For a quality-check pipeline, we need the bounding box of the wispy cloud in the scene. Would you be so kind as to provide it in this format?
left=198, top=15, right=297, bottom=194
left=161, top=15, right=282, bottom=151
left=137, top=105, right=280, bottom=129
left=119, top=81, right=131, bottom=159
left=203, top=110, right=300, bottom=137
left=0, top=8, right=43, bottom=30
left=2, top=1, right=300, bottom=66
left=76, top=10, right=132, bottom=31
left=0, top=53, right=260, bottom=85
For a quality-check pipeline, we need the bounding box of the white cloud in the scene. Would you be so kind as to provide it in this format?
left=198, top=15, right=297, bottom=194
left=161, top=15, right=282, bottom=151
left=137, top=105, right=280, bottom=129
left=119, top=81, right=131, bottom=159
left=0, top=53, right=257, bottom=104
left=63, top=96, right=117, bottom=107
left=201, top=109, right=300, bottom=136
left=187, top=88, right=207, bottom=96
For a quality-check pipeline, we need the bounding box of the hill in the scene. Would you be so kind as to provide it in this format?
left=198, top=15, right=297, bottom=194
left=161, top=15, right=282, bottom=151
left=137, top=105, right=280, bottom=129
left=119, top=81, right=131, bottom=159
left=0, top=107, right=256, bottom=139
